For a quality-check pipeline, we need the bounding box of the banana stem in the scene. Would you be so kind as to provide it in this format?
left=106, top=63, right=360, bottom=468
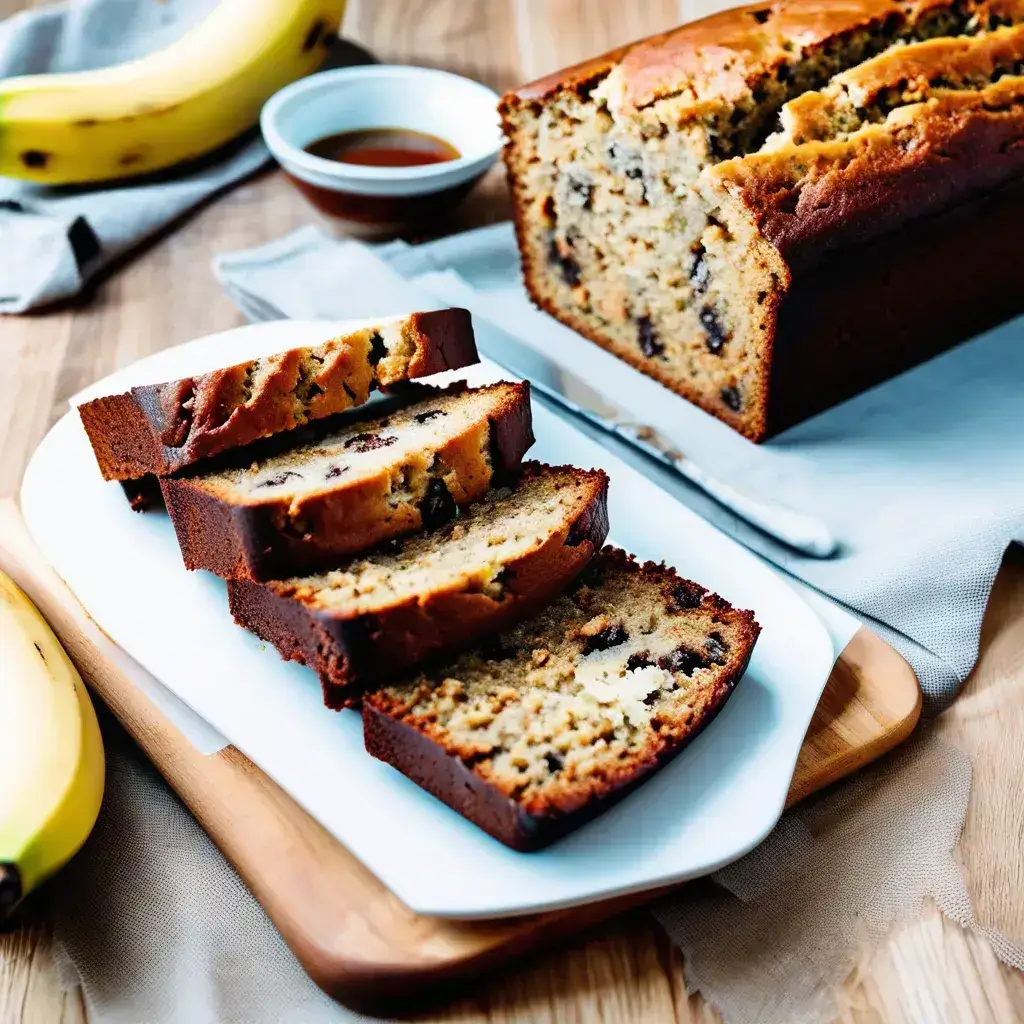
left=0, top=863, right=21, bottom=917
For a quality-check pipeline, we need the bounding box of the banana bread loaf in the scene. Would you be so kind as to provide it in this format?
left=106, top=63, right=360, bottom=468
left=501, top=1, right=1024, bottom=440
left=228, top=462, right=609, bottom=707
left=363, top=547, right=760, bottom=850
left=162, top=380, right=534, bottom=580
left=78, top=309, right=478, bottom=492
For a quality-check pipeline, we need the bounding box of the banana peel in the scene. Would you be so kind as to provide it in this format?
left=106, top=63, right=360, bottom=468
left=0, top=570, right=105, bottom=915
left=0, top=0, right=347, bottom=185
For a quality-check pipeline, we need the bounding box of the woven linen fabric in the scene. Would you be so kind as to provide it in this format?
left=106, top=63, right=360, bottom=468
left=0, top=0, right=268, bottom=314
left=53, top=720, right=383, bottom=1024
left=215, top=224, right=1024, bottom=716
left=655, top=729, right=1024, bottom=1024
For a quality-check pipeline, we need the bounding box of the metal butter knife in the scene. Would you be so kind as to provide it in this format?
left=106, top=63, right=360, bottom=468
left=469, top=317, right=837, bottom=558
left=232, top=286, right=836, bottom=557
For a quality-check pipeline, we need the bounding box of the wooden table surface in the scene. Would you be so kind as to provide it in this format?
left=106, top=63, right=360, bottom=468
left=1, top=1, right=1022, bottom=1021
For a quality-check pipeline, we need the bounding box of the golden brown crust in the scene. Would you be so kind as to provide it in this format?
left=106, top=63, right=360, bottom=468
left=615, top=0, right=925, bottom=109
left=362, top=548, right=761, bottom=850
left=161, top=382, right=535, bottom=581
left=712, top=79, right=1024, bottom=266
left=498, top=44, right=633, bottom=110
left=78, top=309, right=478, bottom=483
left=831, top=21, right=1024, bottom=104
left=227, top=463, right=610, bottom=708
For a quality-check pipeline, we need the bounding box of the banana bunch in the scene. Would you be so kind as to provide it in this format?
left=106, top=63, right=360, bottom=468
left=0, top=0, right=347, bottom=185
left=0, top=570, right=104, bottom=916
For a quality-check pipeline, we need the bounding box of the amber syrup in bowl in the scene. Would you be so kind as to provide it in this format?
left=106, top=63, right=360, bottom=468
left=305, top=128, right=460, bottom=168
left=261, top=66, right=502, bottom=237
left=289, top=128, right=479, bottom=234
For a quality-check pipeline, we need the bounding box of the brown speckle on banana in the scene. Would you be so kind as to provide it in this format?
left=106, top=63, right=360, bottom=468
left=303, top=19, right=326, bottom=51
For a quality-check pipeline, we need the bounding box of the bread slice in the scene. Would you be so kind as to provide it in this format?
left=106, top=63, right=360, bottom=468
left=78, top=309, right=478, bottom=496
left=162, top=381, right=534, bottom=581
left=363, top=548, right=760, bottom=850
left=228, top=462, right=610, bottom=708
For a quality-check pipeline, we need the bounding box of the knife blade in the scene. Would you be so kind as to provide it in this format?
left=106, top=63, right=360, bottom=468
left=469, top=315, right=837, bottom=558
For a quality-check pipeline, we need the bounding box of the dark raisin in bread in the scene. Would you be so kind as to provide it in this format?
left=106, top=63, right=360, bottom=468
left=162, top=381, right=534, bottom=581
left=79, top=309, right=477, bottom=502
left=501, top=2, right=1024, bottom=440
left=228, top=462, right=610, bottom=708
left=363, top=548, right=760, bottom=850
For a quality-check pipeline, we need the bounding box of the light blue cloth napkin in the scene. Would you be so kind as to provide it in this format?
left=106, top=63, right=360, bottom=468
left=214, top=224, right=1024, bottom=716
left=0, top=0, right=267, bottom=313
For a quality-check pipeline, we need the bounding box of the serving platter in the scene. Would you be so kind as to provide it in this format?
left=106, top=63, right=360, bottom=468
left=23, top=319, right=840, bottom=919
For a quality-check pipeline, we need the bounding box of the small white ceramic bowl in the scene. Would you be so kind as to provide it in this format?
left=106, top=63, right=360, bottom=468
left=261, top=65, right=502, bottom=234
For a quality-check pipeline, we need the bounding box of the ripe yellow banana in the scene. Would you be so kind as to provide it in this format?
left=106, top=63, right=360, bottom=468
left=0, top=0, right=347, bottom=185
left=0, top=570, right=104, bottom=916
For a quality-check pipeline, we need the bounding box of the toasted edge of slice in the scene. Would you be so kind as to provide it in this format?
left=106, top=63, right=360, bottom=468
left=227, top=462, right=610, bottom=707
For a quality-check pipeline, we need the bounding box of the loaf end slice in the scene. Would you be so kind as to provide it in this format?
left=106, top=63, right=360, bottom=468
left=363, top=548, right=760, bottom=850
left=78, top=309, right=478, bottom=490
left=162, top=380, right=534, bottom=581
left=228, top=462, right=610, bottom=707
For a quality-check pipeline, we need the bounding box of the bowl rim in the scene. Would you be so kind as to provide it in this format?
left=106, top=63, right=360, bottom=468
left=260, top=64, right=503, bottom=185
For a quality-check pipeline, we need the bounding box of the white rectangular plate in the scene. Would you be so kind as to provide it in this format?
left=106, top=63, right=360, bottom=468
left=22, top=320, right=835, bottom=920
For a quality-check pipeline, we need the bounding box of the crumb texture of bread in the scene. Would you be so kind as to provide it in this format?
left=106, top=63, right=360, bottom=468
left=227, top=462, right=610, bottom=706
left=363, top=548, right=760, bottom=849
left=161, top=381, right=534, bottom=581
left=501, top=0, right=1024, bottom=440
left=77, top=309, right=478, bottom=483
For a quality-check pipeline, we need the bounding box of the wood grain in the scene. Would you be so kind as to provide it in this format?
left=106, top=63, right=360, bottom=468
left=1, top=0, right=1022, bottom=1019
left=510, top=0, right=683, bottom=81
left=0, top=498, right=917, bottom=1005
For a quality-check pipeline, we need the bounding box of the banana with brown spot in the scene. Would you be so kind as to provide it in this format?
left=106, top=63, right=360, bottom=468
left=0, top=0, right=346, bottom=184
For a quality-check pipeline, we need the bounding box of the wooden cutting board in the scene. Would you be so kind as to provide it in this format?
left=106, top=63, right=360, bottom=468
left=0, top=498, right=921, bottom=1007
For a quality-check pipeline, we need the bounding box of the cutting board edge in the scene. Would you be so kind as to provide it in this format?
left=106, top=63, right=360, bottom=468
left=0, top=498, right=921, bottom=1004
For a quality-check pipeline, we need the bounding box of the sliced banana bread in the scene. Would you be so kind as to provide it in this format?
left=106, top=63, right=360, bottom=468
left=162, top=381, right=534, bottom=581
left=79, top=309, right=477, bottom=494
left=228, top=462, right=610, bottom=708
left=363, top=548, right=760, bottom=850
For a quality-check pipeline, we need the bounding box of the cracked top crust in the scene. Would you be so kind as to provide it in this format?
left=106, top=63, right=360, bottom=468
left=504, top=0, right=1024, bottom=114
left=503, top=0, right=1024, bottom=267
